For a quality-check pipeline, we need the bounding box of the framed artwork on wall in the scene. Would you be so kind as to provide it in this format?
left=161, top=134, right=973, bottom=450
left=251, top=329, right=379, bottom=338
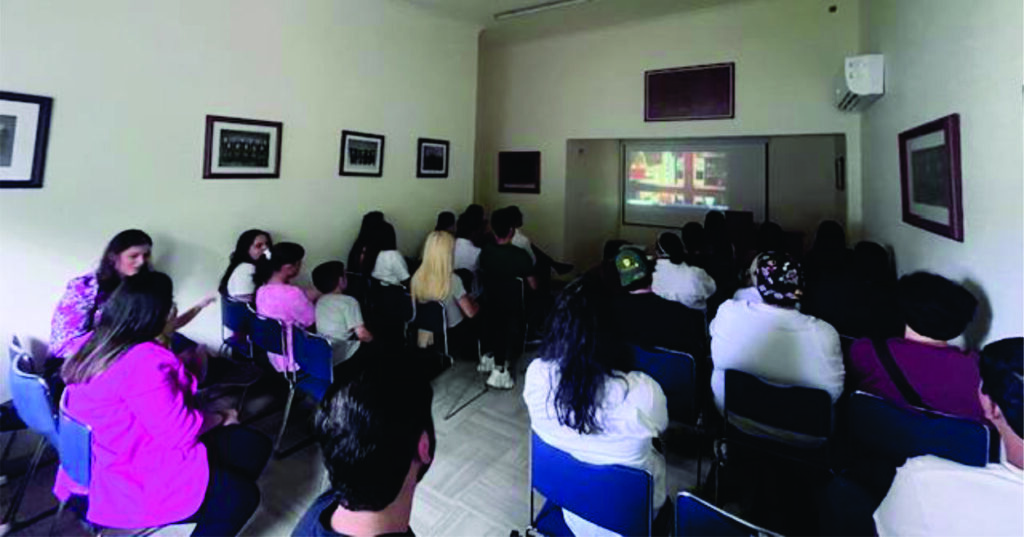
left=644, top=62, right=735, bottom=122
left=498, top=151, right=541, bottom=194
left=898, top=113, right=963, bottom=242
left=203, top=115, right=282, bottom=179
left=0, top=91, right=53, bottom=189
left=340, top=130, right=385, bottom=177
left=416, top=138, right=449, bottom=178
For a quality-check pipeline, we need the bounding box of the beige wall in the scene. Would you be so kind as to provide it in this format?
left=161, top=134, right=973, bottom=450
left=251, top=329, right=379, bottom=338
left=0, top=0, right=479, bottom=398
left=475, top=0, right=863, bottom=260
left=860, top=0, right=1023, bottom=344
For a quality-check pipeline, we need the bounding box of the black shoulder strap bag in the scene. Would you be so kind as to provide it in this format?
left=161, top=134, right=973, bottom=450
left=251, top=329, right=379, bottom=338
left=871, top=338, right=928, bottom=410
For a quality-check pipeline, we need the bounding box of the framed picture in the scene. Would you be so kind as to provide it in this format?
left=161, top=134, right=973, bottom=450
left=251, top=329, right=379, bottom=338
left=339, top=130, right=385, bottom=177
left=0, top=91, right=53, bottom=189
left=203, top=115, right=282, bottom=179
left=898, top=113, right=963, bottom=242
left=498, top=151, right=541, bottom=194
left=645, top=62, right=735, bottom=121
left=416, top=138, right=449, bottom=178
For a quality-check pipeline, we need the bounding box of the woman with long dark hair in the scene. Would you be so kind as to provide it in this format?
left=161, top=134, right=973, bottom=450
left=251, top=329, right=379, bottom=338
left=254, top=242, right=315, bottom=372
left=54, top=272, right=271, bottom=536
left=523, top=272, right=668, bottom=536
left=347, top=211, right=384, bottom=275
left=218, top=229, right=272, bottom=299
left=50, top=229, right=214, bottom=359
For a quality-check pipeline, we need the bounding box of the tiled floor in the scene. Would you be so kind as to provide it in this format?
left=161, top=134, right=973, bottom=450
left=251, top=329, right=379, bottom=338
left=2, top=355, right=708, bottom=536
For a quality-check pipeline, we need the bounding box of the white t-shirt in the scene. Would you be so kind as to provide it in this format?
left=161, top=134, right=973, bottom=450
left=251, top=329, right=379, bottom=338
left=511, top=229, right=536, bottom=265
left=524, top=359, right=668, bottom=537
left=650, top=258, right=717, bottom=310
left=440, top=273, right=467, bottom=328
left=371, top=250, right=410, bottom=286
left=315, top=294, right=365, bottom=362
left=226, top=263, right=257, bottom=298
left=453, top=237, right=480, bottom=273
left=710, top=298, right=843, bottom=413
left=874, top=454, right=1024, bottom=537
left=731, top=286, right=764, bottom=305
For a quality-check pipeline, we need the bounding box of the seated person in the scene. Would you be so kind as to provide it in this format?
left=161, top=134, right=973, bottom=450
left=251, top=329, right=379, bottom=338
left=410, top=231, right=479, bottom=359
left=873, top=337, right=1023, bottom=537
left=524, top=273, right=668, bottom=537
left=505, top=205, right=536, bottom=265
left=710, top=251, right=843, bottom=413
left=368, top=222, right=410, bottom=287
left=434, top=211, right=456, bottom=233
left=650, top=231, right=717, bottom=310
left=453, top=212, right=482, bottom=295
left=312, top=261, right=373, bottom=366
left=347, top=211, right=384, bottom=276
left=54, top=272, right=271, bottom=536
left=848, top=272, right=983, bottom=420
left=293, top=360, right=434, bottom=537
left=730, top=256, right=763, bottom=305
left=219, top=229, right=272, bottom=300
left=611, top=247, right=708, bottom=358
left=255, top=242, right=315, bottom=372
left=479, top=208, right=537, bottom=389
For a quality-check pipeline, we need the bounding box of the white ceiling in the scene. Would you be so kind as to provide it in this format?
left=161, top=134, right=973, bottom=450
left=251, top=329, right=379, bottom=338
left=401, top=0, right=588, bottom=25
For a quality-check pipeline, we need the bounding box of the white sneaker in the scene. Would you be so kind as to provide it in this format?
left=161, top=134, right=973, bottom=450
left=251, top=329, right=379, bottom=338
left=477, top=353, right=495, bottom=373
left=486, top=367, right=514, bottom=390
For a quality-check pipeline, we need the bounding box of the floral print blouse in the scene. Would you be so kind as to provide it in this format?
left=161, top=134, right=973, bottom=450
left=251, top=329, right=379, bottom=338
left=50, top=273, right=104, bottom=358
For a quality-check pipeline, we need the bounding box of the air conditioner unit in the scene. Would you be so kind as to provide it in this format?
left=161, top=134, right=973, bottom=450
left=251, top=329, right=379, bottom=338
left=835, top=54, right=884, bottom=112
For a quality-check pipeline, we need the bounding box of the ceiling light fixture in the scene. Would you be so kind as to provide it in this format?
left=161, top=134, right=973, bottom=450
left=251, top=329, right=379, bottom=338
left=493, top=0, right=592, bottom=21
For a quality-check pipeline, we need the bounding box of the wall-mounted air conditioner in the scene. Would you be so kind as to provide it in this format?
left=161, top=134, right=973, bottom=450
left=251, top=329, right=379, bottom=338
left=835, top=54, right=884, bottom=112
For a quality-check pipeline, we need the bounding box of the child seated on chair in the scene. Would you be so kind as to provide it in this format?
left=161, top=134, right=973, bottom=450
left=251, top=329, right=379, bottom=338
left=312, top=261, right=373, bottom=367
left=254, top=242, right=317, bottom=372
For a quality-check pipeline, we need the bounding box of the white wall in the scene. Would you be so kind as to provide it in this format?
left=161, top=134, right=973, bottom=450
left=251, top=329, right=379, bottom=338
left=860, top=0, right=1023, bottom=344
left=475, top=0, right=863, bottom=259
left=0, top=0, right=479, bottom=398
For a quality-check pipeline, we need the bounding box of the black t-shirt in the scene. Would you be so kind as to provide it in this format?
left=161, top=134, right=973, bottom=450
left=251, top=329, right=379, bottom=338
left=612, top=291, right=708, bottom=357
left=292, top=492, right=415, bottom=537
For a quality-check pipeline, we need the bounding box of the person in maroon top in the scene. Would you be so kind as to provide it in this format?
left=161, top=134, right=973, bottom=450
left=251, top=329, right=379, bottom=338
left=847, top=271, right=983, bottom=421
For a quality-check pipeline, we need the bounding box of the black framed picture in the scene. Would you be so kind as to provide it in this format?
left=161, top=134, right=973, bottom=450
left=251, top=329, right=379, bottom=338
left=203, top=115, right=282, bottom=179
left=645, top=62, right=735, bottom=122
left=0, top=91, right=53, bottom=189
left=898, top=114, right=963, bottom=242
left=340, top=130, right=385, bottom=177
left=416, top=138, right=449, bottom=178
left=498, top=151, right=541, bottom=194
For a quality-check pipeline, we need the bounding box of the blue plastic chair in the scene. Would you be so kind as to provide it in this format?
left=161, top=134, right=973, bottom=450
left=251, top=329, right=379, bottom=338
left=220, top=295, right=254, bottom=359
left=3, top=339, right=57, bottom=530
left=529, top=432, right=654, bottom=537
left=274, top=329, right=334, bottom=458
left=675, top=491, right=780, bottom=536
left=631, top=345, right=699, bottom=424
left=249, top=306, right=286, bottom=357
left=847, top=390, right=994, bottom=467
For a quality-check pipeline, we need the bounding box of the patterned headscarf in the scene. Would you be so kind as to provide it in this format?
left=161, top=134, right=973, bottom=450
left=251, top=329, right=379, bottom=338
left=755, top=251, right=803, bottom=307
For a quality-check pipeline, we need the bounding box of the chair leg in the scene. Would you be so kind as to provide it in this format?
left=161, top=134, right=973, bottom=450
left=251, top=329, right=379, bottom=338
left=2, top=437, right=47, bottom=526
left=48, top=501, right=67, bottom=537
left=273, top=384, right=297, bottom=457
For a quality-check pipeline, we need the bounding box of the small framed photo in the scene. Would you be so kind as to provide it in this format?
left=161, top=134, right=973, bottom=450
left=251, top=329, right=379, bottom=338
left=416, top=138, right=449, bottom=178
left=898, top=113, right=963, bottom=242
left=0, top=91, right=53, bottom=189
left=498, top=151, right=541, bottom=194
left=340, top=130, right=385, bottom=177
left=203, top=115, right=282, bottom=179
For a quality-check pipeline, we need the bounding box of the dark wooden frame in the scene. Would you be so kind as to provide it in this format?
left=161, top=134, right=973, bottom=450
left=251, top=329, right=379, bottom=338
left=644, top=62, right=735, bottom=122
left=416, top=137, right=449, bottom=178
left=0, top=91, right=53, bottom=189
left=898, top=114, right=963, bottom=242
left=203, top=115, right=282, bottom=179
left=498, top=151, right=541, bottom=194
left=339, top=130, right=385, bottom=177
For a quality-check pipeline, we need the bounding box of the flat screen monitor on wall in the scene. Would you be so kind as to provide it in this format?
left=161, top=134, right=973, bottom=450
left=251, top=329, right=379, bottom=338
left=621, top=139, right=766, bottom=228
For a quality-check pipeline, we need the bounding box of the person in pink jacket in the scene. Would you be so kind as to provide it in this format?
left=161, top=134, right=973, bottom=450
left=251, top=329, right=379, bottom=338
left=54, top=271, right=271, bottom=536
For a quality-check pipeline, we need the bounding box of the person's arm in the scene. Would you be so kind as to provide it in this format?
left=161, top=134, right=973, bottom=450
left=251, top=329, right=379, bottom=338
left=817, top=323, right=845, bottom=402
left=172, top=293, right=217, bottom=330
left=304, top=286, right=323, bottom=303
left=198, top=408, right=238, bottom=436
left=525, top=276, right=538, bottom=290
left=636, top=374, right=670, bottom=435
left=458, top=295, right=479, bottom=318
left=355, top=325, right=373, bottom=342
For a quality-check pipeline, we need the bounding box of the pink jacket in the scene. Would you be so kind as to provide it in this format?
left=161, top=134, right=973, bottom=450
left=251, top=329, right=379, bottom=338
left=53, top=342, right=209, bottom=528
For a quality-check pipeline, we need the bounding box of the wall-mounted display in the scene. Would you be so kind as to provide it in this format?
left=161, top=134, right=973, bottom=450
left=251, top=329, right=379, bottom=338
left=0, top=91, right=53, bottom=189
left=899, top=113, right=963, bottom=242
left=416, top=138, right=449, bottom=178
left=203, top=115, right=282, bottom=179
left=645, top=62, right=735, bottom=122
left=498, top=151, right=541, bottom=194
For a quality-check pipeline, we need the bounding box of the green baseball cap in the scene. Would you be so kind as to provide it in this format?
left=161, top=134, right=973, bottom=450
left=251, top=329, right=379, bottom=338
left=614, top=247, right=649, bottom=288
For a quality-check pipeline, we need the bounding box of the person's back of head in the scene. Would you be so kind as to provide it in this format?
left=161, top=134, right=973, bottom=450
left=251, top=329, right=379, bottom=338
left=979, top=338, right=1023, bottom=466
left=411, top=231, right=454, bottom=303
left=681, top=222, right=707, bottom=256
left=255, top=242, right=305, bottom=288
left=753, top=251, right=803, bottom=308
left=656, top=232, right=686, bottom=264
left=704, top=210, right=726, bottom=233
left=614, top=247, right=652, bottom=292
left=490, top=208, right=514, bottom=241
left=812, top=220, right=847, bottom=252
left=462, top=204, right=484, bottom=224
left=312, top=261, right=346, bottom=295
left=602, top=239, right=628, bottom=261
left=853, top=241, right=894, bottom=283
left=756, top=221, right=784, bottom=254
left=455, top=211, right=477, bottom=239
left=539, top=272, right=629, bottom=435
left=358, top=211, right=385, bottom=239
left=435, top=211, right=455, bottom=232
left=314, top=358, right=434, bottom=514
left=898, top=272, right=977, bottom=342
left=505, top=205, right=524, bottom=228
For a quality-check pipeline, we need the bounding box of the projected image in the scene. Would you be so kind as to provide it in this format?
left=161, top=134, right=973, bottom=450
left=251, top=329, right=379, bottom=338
left=626, top=150, right=729, bottom=210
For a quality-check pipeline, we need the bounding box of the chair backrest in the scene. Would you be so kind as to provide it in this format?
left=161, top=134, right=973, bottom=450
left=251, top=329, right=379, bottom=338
left=530, top=432, right=653, bottom=536
left=59, top=392, right=92, bottom=489
left=292, top=329, right=334, bottom=383
left=724, top=369, right=832, bottom=446
left=249, top=306, right=286, bottom=355
left=847, top=390, right=993, bottom=467
left=631, top=345, right=698, bottom=424
left=221, top=295, right=253, bottom=334
left=675, top=491, right=779, bottom=537
left=9, top=343, right=58, bottom=447
left=412, top=301, right=448, bottom=353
